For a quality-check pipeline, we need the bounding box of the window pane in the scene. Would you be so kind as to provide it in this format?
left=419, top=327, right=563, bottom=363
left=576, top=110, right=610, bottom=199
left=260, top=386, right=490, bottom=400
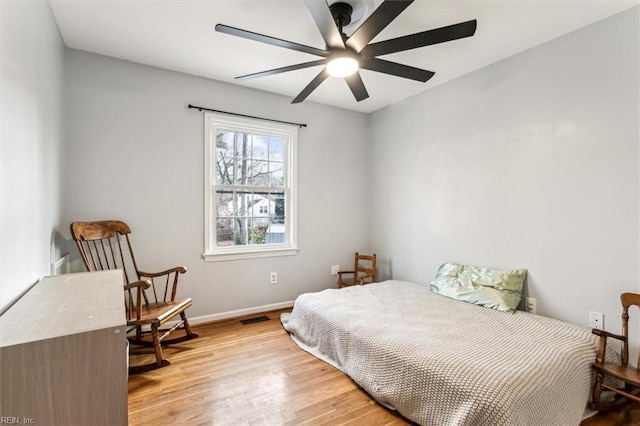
left=231, top=158, right=241, bottom=185
left=216, top=131, right=235, bottom=184
left=266, top=222, right=285, bottom=244
left=272, top=193, right=285, bottom=224
left=255, top=196, right=269, bottom=217
left=249, top=160, right=269, bottom=186
left=247, top=219, right=267, bottom=245
left=215, top=157, right=233, bottom=185
left=269, top=137, right=284, bottom=162
left=231, top=216, right=248, bottom=246
left=216, top=131, right=234, bottom=159
left=268, top=162, right=284, bottom=187
left=216, top=191, right=233, bottom=217
left=216, top=218, right=234, bottom=246
left=252, top=135, right=268, bottom=160
left=234, top=191, right=251, bottom=218
left=234, top=133, right=250, bottom=186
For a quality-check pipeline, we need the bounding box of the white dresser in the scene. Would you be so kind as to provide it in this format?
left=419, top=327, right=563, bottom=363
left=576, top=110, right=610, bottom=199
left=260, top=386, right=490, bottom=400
left=0, top=270, right=128, bottom=425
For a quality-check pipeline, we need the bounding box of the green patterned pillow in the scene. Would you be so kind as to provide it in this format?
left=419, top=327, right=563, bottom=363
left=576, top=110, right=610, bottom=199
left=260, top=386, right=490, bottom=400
left=430, top=263, right=527, bottom=313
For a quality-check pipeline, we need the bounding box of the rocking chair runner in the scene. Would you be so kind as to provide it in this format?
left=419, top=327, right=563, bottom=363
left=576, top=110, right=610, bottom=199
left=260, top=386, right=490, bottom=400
left=70, top=220, right=198, bottom=374
left=590, top=292, right=640, bottom=410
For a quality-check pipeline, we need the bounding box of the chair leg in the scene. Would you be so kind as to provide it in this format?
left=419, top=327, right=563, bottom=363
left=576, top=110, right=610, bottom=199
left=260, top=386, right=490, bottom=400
left=589, top=372, right=604, bottom=410
left=588, top=373, right=638, bottom=411
left=128, top=324, right=171, bottom=374
left=181, top=312, right=199, bottom=339
left=160, top=312, right=199, bottom=344
left=152, top=324, right=164, bottom=367
left=135, top=325, right=143, bottom=341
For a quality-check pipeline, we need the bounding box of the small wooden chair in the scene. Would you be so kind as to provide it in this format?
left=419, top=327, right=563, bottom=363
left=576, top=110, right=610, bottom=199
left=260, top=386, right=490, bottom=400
left=337, top=252, right=377, bottom=288
left=590, top=292, right=640, bottom=410
left=70, top=220, right=198, bottom=374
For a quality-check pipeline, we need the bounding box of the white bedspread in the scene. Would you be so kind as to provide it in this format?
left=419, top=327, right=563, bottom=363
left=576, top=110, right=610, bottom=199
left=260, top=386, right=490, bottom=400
left=281, top=280, right=601, bottom=426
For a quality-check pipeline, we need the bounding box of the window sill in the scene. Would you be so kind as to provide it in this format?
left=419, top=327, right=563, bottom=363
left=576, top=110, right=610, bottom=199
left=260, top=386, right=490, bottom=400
left=202, top=247, right=299, bottom=262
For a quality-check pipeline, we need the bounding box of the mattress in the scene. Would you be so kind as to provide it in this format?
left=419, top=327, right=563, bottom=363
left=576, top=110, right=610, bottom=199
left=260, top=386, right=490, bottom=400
left=281, top=280, right=604, bottom=426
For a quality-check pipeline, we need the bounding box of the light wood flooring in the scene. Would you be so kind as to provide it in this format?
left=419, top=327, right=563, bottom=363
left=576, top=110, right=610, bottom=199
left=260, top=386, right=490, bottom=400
left=128, top=309, right=640, bottom=426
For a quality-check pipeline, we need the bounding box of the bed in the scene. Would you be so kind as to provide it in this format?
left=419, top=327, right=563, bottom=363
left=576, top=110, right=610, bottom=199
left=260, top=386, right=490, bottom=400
left=281, top=279, right=603, bottom=426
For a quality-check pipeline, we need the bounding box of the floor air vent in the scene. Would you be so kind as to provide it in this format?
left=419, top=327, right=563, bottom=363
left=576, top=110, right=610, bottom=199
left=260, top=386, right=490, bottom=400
left=240, top=315, right=270, bottom=325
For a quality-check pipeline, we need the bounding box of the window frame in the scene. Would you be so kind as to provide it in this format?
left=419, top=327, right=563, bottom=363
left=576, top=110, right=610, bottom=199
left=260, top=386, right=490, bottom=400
left=203, top=112, right=298, bottom=262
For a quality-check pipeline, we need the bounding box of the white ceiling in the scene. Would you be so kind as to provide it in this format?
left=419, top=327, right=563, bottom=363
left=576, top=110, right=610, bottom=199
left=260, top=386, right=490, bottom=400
left=49, top=0, right=637, bottom=113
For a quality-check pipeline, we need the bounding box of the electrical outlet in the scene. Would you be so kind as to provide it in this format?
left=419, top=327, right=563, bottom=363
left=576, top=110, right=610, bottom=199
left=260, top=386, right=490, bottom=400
left=270, top=272, right=278, bottom=284
left=589, top=311, right=604, bottom=330
left=526, top=297, right=537, bottom=314
left=331, top=265, right=340, bottom=276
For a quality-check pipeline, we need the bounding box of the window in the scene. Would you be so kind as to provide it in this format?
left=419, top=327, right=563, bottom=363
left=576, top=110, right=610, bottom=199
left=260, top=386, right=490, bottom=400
left=203, top=112, right=298, bottom=261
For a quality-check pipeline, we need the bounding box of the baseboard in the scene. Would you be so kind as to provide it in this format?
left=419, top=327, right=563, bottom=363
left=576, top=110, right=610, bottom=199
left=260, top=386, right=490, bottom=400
left=189, top=300, right=295, bottom=325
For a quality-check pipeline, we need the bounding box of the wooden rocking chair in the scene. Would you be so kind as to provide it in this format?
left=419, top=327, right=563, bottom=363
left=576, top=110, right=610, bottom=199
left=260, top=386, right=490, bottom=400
left=70, top=220, right=198, bottom=374
left=337, top=252, right=377, bottom=288
left=590, top=292, right=640, bottom=410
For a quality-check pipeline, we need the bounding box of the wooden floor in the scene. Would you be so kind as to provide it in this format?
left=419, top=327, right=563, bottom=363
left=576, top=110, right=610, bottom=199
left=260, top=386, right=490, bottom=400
left=128, top=309, right=640, bottom=426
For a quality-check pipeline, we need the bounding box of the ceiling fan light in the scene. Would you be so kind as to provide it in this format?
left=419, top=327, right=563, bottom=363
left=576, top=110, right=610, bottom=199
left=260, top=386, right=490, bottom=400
left=326, top=56, right=359, bottom=78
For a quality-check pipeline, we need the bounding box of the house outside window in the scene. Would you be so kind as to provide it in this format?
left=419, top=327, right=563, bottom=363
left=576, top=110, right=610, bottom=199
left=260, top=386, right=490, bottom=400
left=203, top=112, right=298, bottom=261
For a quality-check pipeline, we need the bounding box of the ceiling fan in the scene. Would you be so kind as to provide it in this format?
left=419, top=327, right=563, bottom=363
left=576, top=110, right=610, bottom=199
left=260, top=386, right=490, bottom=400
left=215, top=0, right=477, bottom=104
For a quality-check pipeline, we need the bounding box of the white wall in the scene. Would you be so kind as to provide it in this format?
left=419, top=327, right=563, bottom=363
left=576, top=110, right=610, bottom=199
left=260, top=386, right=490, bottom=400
left=65, top=50, right=371, bottom=319
left=370, top=7, right=639, bottom=348
left=0, top=1, right=66, bottom=312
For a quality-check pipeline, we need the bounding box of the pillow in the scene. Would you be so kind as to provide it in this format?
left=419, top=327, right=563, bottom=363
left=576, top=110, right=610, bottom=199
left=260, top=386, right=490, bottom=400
left=429, top=262, right=527, bottom=313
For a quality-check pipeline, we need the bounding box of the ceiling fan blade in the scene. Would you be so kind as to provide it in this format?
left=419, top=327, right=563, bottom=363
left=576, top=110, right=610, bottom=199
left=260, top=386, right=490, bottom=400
left=236, top=60, right=327, bottom=80
left=346, top=0, right=413, bottom=53
left=360, top=58, right=435, bottom=82
left=216, top=24, right=330, bottom=57
left=345, top=72, right=369, bottom=102
left=361, top=19, right=477, bottom=58
left=292, top=68, right=330, bottom=104
left=303, top=0, right=345, bottom=49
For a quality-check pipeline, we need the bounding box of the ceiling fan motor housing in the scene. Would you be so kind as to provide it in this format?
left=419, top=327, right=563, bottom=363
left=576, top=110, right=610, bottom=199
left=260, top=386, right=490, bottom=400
left=330, top=2, right=354, bottom=30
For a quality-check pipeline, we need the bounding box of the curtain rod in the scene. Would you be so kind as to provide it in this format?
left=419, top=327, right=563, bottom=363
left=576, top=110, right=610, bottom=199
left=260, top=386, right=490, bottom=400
left=188, top=104, right=307, bottom=128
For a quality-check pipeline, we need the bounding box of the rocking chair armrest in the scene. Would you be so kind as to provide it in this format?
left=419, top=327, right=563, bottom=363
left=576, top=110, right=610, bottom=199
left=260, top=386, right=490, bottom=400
left=592, top=329, right=626, bottom=342
left=124, top=280, right=151, bottom=319
left=138, top=266, right=187, bottom=278
left=138, top=267, right=186, bottom=302
left=336, top=270, right=355, bottom=276
left=124, top=280, right=151, bottom=291
left=592, top=328, right=627, bottom=364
